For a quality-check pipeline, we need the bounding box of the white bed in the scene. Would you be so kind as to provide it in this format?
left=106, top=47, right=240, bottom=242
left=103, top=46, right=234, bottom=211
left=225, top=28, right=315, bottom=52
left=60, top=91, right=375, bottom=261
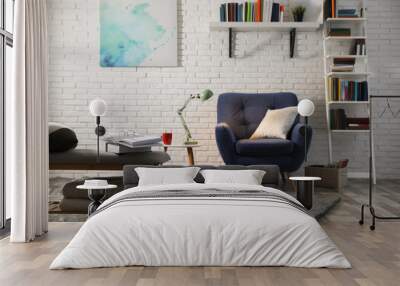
left=50, top=183, right=351, bottom=269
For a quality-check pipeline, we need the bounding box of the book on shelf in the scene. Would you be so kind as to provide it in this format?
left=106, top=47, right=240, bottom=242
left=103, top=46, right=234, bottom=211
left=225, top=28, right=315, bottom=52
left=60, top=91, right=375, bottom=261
left=324, top=0, right=336, bottom=18
left=331, top=65, right=354, bottom=72
left=328, top=28, right=351, bottom=37
left=271, top=2, right=280, bottom=22
left=352, top=39, right=367, bottom=55
left=337, top=9, right=358, bottom=18
left=219, top=1, right=284, bottom=23
left=330, top=109, right=347, bottom=130
left=328, top=78, right=369, bottom=102
left=347, top=117, right=370, bottom=130
left=330, top=111, right=370, bottom=131
left=332, top=57, right=356, bottom=72
left=334, top=57, right=356, bottom=65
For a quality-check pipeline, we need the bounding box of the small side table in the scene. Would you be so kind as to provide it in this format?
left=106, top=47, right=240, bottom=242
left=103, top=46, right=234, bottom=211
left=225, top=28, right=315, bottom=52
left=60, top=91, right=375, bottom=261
left=163, top=144, right=201, bottom=166
left=76, top=184, right=117, bottom=215
left=289, top=177, right=321, bottom=210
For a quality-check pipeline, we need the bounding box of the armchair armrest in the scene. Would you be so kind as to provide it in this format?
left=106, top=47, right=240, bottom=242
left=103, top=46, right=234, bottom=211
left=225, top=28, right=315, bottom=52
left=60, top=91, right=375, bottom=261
left=290, top=123, right=313, bottom=151
left=215, top=123, right=237, bottom=164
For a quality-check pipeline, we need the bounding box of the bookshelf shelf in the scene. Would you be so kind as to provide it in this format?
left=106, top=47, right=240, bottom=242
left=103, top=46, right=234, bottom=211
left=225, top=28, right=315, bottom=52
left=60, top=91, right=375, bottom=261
left=326, top=17, right=367, bottom=22
left=328, top=101, right=369, bottom=105
left=325, top=36, right=367, bottom=40
left=327, top=72, right=370, bottom=77
left=210, top=22, right=322, bottom=58
left=331, top=129, right=370, bottom=134
left=209, top=22, right=321, bottom=32
left=326, top=55, right=367, bottom=59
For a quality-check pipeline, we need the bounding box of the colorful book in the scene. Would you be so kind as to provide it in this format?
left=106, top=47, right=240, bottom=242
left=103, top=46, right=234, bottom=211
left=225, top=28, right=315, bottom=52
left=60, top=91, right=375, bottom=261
left=256, top=0, right=262, bottom=22
left=271, top=2, right=280, bottom=22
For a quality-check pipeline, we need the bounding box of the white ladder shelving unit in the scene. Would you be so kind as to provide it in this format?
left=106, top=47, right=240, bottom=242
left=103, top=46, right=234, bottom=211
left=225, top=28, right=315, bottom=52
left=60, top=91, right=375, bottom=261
left=322, top=0, right=376, bottom=182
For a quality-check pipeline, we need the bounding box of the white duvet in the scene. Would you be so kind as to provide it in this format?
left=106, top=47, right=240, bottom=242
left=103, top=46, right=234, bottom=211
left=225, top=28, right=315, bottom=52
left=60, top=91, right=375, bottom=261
left=50, top=183, right=351, bottom=269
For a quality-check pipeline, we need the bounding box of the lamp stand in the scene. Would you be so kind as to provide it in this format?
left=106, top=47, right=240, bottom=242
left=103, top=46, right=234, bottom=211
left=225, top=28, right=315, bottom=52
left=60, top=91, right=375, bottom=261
left=94, top=116, right=106, bottom=163
left=304, top=116, right=308, bottom=163
left=177, top=94, right=199, bottom=145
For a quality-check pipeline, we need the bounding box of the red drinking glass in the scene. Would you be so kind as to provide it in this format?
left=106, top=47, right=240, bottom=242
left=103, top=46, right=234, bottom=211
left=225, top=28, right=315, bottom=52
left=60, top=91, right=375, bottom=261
left=162, top=132, right=173, bottom=145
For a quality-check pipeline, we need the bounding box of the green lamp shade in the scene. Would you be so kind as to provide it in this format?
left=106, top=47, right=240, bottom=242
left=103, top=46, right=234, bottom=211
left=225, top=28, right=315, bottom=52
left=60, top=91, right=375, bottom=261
left=199, top=89, right=214, bottom=101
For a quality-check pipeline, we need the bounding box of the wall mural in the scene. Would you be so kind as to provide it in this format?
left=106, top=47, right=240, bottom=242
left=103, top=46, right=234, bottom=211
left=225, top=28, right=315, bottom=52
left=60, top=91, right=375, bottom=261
left=100, top=0, right=177, bottom=67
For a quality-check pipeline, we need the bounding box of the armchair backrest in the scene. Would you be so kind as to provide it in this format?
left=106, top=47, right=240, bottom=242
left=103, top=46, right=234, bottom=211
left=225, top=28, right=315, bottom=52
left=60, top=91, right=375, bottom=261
left=217, top=92, right=299, bottom=139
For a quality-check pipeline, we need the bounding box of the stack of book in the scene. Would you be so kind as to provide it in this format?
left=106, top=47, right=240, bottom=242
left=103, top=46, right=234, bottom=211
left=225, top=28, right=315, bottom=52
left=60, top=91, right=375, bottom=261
left=219, top=1, right=283, bottom=23
left=103, top=133, right=162, bottom=154
left=337, top=9, right=358, bottom=18
left=328, top=78, right=368, bottom=101
left=331, top=57, right=355, bottom=72
left=328, top=28, right=351, bottom=36
left=347, top=117, right=369, bottom=130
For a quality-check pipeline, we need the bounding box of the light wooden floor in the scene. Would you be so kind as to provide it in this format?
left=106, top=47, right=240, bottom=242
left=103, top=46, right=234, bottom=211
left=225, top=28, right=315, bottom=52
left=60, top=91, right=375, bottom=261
left=1, top=179, right=399, bottom=286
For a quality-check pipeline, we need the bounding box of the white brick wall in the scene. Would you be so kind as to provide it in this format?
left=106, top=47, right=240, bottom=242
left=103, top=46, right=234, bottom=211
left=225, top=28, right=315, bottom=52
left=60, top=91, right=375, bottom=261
left=47, top=0, right=400, bottom=178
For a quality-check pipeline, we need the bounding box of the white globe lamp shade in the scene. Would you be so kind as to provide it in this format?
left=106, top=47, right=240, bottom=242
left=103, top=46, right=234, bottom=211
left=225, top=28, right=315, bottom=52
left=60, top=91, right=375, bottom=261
left=298, top=99, right=315, bottom=117
left=89, top=99, right=107, bottom=117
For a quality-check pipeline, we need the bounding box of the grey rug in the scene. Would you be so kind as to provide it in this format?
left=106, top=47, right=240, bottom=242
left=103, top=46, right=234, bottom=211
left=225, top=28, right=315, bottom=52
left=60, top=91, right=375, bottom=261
left=49, top=178, right=341, bottom=222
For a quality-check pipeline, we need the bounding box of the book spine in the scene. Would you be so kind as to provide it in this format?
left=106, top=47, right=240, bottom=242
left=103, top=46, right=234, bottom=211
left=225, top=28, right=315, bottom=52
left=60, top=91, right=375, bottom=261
left=271, top=3, right=280, bottom=22
left=252, top=2, right=255, bottom=22
left=332, top=0, right=336, bottom=18
left=235, top=3, right=238, bottom=22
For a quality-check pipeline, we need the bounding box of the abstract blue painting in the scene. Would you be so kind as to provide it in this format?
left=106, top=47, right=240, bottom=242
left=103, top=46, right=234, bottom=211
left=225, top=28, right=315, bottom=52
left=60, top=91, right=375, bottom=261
left=100, top=0, right=177, bottom=67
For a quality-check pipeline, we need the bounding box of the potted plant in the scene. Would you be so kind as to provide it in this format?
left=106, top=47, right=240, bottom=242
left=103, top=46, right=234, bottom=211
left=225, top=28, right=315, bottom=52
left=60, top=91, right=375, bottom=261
left=292, top=5, right=306, bottom=22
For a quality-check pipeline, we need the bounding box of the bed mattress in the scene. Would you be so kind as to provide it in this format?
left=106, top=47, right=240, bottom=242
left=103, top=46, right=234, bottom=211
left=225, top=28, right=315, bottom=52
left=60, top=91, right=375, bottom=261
left=50, top=183, right=350, bottom=269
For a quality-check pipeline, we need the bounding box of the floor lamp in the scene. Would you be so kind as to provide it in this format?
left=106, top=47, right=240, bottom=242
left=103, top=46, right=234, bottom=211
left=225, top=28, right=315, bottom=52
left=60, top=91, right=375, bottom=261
left=89, top=99, right=107, bottom=162
left=297, top=99, right=315, bottom=163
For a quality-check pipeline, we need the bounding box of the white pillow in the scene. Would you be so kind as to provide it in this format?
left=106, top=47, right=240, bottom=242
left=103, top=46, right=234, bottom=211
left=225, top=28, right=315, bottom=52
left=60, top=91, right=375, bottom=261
left=135, top=167, right=201, bottom=186
left=200, top=170, right=266, bottom=185
left=250, top=106, right=298, bottom=139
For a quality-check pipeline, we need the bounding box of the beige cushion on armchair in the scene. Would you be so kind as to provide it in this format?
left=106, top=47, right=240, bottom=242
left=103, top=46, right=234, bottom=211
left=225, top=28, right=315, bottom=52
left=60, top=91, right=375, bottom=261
left=250, top=106, right=298, bottom=139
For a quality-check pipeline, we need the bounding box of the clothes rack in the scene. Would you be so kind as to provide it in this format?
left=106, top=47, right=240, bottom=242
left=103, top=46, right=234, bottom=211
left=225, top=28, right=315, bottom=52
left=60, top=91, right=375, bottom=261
left=359, top=95, right=400, bottom=230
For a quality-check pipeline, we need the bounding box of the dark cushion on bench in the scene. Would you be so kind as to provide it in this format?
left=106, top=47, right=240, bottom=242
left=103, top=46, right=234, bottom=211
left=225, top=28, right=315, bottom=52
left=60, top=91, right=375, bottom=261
left=49, top=123, right=78, bottom=153
left=50, top=149, right=170, bottom=170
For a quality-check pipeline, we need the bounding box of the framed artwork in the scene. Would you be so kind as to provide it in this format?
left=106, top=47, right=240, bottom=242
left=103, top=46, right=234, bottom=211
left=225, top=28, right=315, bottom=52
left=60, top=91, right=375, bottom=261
left=100, top=0, right=177, bottom=67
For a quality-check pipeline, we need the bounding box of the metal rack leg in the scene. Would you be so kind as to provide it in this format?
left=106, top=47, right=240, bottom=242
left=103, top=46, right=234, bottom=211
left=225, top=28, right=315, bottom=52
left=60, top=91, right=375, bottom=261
left=359, top=204, right=366, bottom=225
left=359, top=204, right=400, bottom=231
left=369, top=206, right=376, bottom=231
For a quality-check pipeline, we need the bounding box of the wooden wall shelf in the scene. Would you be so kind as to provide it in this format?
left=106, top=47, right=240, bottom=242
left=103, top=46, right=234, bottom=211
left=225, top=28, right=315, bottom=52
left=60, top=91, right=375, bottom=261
left=209, top=22, right=321, bottom=58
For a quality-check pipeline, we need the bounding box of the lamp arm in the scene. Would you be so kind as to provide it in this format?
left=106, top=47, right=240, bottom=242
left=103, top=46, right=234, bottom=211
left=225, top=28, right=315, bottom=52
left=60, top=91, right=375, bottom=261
left=178, top=112, right=193, bottom=141
left=177, top=94, right=197, bottom=114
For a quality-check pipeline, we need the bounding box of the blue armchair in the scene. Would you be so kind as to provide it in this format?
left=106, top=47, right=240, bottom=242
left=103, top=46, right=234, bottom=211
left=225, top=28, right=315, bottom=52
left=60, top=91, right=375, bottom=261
left=215, top=93, right=312, bottom=173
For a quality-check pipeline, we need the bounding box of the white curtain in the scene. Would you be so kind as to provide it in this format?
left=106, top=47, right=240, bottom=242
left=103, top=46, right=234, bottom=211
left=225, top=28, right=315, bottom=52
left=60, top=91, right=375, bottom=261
left=9, top=0, right=49, bottom=242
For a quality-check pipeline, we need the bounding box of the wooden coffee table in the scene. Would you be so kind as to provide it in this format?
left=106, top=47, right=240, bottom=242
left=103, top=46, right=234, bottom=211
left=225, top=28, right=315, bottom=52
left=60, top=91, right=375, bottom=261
left=163, top=144, right=201, bottom=166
